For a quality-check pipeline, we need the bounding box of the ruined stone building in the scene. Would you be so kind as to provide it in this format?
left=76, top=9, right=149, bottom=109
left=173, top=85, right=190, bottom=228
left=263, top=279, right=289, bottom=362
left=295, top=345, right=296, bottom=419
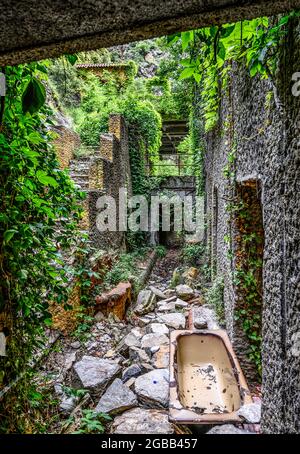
left=0, top=0, right=299, bottom=435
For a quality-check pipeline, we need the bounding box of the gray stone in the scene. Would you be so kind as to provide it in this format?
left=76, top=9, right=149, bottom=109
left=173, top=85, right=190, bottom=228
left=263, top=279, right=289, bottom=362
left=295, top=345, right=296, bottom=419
left=141, top=333, right=169, bottom=350
left=122, top=364, right=142, bottom=382
left=158, top=312, right=186, bottom=329
left=131, top=327, right=143, bottom=339
left=150, top=346, right=160, bottom=354
left=140, top=362, right=154, bottom=372
left=147, top=323, right=169, bottom=335
left=157, top=301, right=176, bottom=312
left=59, top=395, right=78, bottom=414
left=95, top=311, right=105, bottom=322
left=192, top=306, right=219, bottom=330
left=70, top=341, right=81, bottom=349
left=124, top=332, right=141, bottom=348
left=134, top=290, right=156, bottom=315
left=175, top=284, right=194, bottom=301
left=54, top=383, right=64, bottom=396
left=129, top=346, right=150, bottom=363
left=237, top=403, right=261, bottom=423
left=111, top=407, right=174, bottom=434
left=194, top=316, right=208, bottom=329
left=95, top=378, right=137, bottom=415
left=207, top=424, right=253, bottom=434
left=73, top=355, right=121, bottom=395
left=134, top=368, right=169, bottom=407
left=174, top=298, right=189, bottom=308
left=149, top=286, right=167, bottom=300
left=64, top=351, right=77, bottom=371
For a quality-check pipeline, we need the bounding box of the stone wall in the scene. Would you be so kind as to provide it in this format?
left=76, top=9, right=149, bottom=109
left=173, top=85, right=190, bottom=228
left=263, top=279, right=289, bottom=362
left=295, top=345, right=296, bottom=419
left=87, top=114, right=132, bottom=250
left=53, top=125, right=80, bottom=169
left=203, top=18, right=300, bottom=433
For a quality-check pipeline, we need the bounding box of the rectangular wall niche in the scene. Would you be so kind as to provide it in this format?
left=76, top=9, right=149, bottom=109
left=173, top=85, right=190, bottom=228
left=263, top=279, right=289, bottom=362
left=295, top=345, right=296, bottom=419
left=233, top=180, right=264, bottom=382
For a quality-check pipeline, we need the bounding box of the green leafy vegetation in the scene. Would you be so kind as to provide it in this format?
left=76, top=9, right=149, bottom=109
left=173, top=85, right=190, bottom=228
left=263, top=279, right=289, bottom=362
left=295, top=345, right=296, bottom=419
left=0, top=62, right=85, bottom=431
left=180, top=243, right=205, bottom=266
left=205, top=276, right=225, bottom=324
left=73, top=409, right=112, bottom=434
left=168, top=12, right=300, bottom=131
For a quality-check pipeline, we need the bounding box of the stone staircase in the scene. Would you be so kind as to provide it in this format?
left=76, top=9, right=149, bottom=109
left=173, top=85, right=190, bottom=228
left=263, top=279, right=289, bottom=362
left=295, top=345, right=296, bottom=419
left=69, top=156, right=92, bottom=191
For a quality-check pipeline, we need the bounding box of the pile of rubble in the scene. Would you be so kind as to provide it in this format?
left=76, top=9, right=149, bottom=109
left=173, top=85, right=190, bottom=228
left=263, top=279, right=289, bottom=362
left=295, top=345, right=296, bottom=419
left=39, top=258, right=260, bottom=434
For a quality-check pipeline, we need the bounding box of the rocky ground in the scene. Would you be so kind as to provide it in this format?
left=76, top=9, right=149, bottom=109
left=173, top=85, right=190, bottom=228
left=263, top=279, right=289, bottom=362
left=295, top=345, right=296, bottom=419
left=36, top=249, right=261, bottom=434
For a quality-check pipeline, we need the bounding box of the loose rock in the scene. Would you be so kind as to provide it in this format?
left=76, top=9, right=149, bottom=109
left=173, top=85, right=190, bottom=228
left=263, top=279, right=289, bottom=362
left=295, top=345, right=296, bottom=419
left=152, top=345, right=170, bottom=369
left=141, top=333, right=169, bottom=350
left=237, top=403, right=261, bottom=423
left=73, top=355, right=121, bottom=396
left=207, top=424, right=253, bottom=434
left=95, top=378, right=137, bottom=415
left=147, top=323, right=169, bottom=336
left=158, top=312, right=186, bottom=329
left=134, top=368, right=169, bottom=407
left=111, top=407, right=174, bottom=434
left=175, top=284, right=194, bottom=301
left=134, top=290, right=156, bottom=315
left=122, top=364, right=142, bottom=382
left=149, top=286, right=166, bottom=300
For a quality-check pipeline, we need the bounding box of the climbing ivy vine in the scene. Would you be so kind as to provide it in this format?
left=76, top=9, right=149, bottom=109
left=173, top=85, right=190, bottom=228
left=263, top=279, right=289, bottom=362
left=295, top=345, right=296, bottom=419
left=0, top=62, right=85, bottom=431
left=169, top=11, right=300, bottom=131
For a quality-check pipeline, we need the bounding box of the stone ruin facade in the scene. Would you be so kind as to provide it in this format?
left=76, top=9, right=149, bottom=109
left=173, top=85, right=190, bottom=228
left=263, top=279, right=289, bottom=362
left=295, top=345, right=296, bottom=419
left=203, top=18, right=300, bottom=433
left=54, top=114, right=132, bottom=251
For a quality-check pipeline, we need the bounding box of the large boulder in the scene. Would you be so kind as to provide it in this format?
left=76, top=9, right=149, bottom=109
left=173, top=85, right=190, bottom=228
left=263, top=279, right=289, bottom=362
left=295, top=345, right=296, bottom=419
left=134, top=290, right=156, bottom=315
left=134, top=368, right=169, bottom=407
left=110, top=407, right=174, bottom=434
left=95, top=378, right=137, bottom=415
left=73, top=355, right=121, bottom=396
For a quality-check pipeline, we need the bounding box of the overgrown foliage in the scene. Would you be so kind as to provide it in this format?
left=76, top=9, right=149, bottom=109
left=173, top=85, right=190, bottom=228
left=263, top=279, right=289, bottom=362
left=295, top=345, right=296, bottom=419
left=169, top=12, right=300, bottom=131
left=0, top=62, right=85, bottom=432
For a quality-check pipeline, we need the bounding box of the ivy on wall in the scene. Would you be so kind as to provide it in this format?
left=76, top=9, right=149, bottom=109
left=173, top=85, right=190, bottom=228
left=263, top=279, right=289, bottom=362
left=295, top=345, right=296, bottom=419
left=169, top=11, right=300, bottom=132
left=0, top=62, right=85, bottom=431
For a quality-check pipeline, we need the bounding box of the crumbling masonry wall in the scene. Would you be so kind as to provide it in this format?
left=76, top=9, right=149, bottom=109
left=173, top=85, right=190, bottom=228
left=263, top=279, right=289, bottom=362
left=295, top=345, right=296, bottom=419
left=88, top=114, right=132, bottom=250
left=203, top=18, right=300, bottom=433
left=53, top=125, right=80, bottom=169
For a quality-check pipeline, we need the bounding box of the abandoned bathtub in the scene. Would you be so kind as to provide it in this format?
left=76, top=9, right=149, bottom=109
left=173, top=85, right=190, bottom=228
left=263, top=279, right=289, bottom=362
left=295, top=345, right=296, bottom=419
left=169, top=330, right=252, bottom=424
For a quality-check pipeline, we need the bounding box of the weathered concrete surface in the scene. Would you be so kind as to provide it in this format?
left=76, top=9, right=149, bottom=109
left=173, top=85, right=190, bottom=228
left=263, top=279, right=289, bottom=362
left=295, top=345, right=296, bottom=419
left=0, top=1, right=298, bottom=65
